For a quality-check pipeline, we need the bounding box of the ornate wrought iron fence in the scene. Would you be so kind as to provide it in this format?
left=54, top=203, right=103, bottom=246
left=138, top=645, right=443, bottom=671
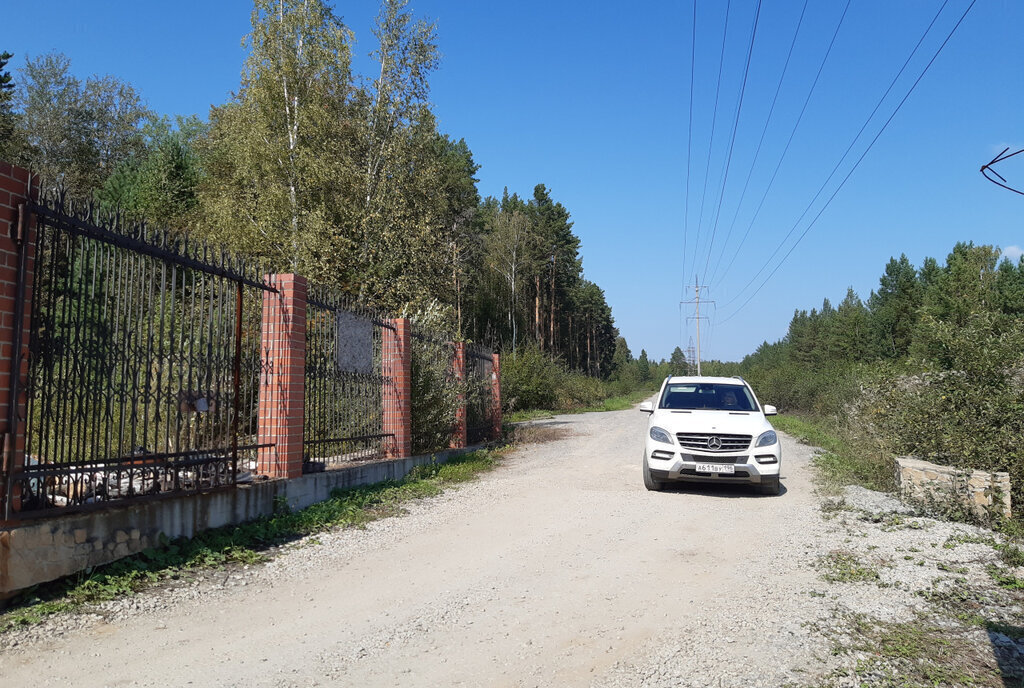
left=465, top=344, right=495, bottom=445
left=9, top=195, right=273, bottom=516
left=303, top=285, right=392, bottom=472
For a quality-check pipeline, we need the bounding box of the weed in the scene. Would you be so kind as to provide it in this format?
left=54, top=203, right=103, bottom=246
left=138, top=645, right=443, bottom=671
left=817, top=551, right=882, bottom=584
left=987, top=565, right=1024, bottom=590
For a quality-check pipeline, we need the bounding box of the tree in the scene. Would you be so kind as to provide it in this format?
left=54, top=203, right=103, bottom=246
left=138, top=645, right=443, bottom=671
left=13, top=52, right=151, bottom=196
left=0, top=51, right=16, bottom=159
left=201, top=0, right=357, bottom=273
left=636, top=349, right=651, bottom=382
left=867, top=254, right=921, bottom=359
left=669, top=346, right=687, bottom=374
left=485, top=209, right=534, bottom=350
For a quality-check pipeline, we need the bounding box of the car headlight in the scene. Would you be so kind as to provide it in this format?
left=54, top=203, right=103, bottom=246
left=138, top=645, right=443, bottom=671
left=649, top=426, right=673, bottom=444
left=755, top=430, right=778, bottom=448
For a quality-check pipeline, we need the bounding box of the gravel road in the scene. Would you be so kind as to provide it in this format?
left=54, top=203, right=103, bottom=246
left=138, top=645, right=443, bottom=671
left=1, top=401, right=1022, bottom=686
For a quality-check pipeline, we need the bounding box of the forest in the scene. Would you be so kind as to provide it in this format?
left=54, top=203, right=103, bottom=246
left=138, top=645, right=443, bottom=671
left=0, top=0, right=665, bottom=414
left=704, top=242, right=1024, bottom=518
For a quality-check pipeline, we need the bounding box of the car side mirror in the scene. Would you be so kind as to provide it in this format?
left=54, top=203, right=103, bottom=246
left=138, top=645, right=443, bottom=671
left=763, top=404, right=777, bottom=416
left=639, top=402, right=654, bottom=413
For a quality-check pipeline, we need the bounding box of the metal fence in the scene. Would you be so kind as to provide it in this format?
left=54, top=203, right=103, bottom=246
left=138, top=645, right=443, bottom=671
left=8, top=195, right=272, bottom=516
left=303, top=285, right=393, bottom=472
left=466, top=344, right=495, bottom=445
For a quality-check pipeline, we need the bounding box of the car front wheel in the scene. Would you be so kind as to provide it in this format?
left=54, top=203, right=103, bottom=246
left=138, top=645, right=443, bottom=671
left=758, top=476, right=780, bottom=496
left=642, top=455, right=664, bottom=491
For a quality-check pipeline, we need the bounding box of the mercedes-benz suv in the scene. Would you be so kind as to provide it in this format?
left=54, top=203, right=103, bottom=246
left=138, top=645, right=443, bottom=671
left=640, top=376, right=781, bottom=495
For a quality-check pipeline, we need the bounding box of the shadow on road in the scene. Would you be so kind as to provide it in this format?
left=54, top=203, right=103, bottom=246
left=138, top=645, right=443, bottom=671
left=660, top=479, right=789, bottom=499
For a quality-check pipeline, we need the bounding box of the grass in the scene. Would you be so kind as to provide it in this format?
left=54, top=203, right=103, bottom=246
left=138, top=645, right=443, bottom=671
left=817, top=550, right=883, bottom=584
left=0, top=449, right=501, bottom=634
left=770, top=413, right=894, bottom=493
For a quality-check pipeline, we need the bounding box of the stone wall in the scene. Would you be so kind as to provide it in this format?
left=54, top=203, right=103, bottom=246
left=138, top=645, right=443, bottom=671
left=895, top=456, right=1012, bottom=520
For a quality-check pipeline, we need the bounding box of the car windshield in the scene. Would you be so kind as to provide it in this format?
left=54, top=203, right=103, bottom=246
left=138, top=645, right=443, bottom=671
left=659, top=383, right=758, bottom=411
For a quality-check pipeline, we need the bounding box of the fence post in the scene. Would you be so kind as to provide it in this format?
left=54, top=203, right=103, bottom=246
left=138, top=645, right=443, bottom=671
left=0, top=163, right=36, bottom=519
left=450, top=342, right=467, bottom=449
left=491, top=353, right=502, bottom=440
left=383, top=318, right=412, bottom=459
left=257, top=273, right=307, bottom=479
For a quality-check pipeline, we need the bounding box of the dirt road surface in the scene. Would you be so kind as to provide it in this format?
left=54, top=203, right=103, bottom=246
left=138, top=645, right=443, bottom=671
left=0, top=404, right=897, bottom=686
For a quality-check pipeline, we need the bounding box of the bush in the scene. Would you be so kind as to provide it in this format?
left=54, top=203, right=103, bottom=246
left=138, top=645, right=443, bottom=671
left=556, top=373, right=605, bottom=410
left=500, top=344, right=564, bottom=412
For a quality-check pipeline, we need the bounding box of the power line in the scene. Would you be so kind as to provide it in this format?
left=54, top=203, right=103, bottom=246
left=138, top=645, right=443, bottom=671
left=690, top=0, right=732, bottom=283
left=719, top=0, right=979, bottom=325
left=710, top=0, right=852, bottom=292
left=701, top=0, right=763, bottom=284
left=706, top=0, right=810, bottom=287
left=680, top=0, right=698, bottom=303
left=720, top=0, right=956, bottom=313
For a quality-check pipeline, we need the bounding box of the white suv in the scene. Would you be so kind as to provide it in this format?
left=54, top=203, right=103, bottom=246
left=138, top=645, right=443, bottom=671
left=640, top=376, right=782, bottom=495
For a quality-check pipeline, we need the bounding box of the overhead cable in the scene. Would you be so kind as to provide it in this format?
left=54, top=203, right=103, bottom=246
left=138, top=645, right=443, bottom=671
left=721, top=0, right=954, bottom=312
left=719, top=0, right=979, bottom=325
left=706, top=0, right=810, bottom=288
left=700, top=0, right=764, bottom=284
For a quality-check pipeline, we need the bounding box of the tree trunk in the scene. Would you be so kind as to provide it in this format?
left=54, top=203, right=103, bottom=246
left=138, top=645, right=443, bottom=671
left=549, top=254, right=556, bottom=355
left=534, top=275, right=542, bottom=350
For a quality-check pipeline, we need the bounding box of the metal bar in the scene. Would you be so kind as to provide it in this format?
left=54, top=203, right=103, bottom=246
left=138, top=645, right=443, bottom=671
left=306, top=298, right=394, bottom=329
left=303, top=433, right=395, bottom=446
left=232, top=282, right=242, bottom=483
left=26, top=202, right=277, bottom=292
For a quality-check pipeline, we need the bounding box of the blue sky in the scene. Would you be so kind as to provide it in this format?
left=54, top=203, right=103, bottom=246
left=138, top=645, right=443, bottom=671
left=3, top=0, right=1022, bottom=362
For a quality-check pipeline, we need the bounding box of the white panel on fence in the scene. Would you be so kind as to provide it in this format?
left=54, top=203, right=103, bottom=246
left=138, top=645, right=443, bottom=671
left=335, top=310, right=373, bottom=374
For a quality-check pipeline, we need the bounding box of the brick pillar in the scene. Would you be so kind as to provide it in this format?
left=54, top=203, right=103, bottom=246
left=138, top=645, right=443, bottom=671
left=257, top=274, right=307, bottom=479
left=450, top=342, right=467, bottom=449
left=0, top=163, right=36, bottom=518
left=491, top=353, right=502, bottom=440
left=383, top=318, right=411, bottom=459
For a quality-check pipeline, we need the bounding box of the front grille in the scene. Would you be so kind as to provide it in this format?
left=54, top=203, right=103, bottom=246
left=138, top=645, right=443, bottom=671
left=681, top=454, right=747, bottom=464
left=676, top=433, right=752, bottom=452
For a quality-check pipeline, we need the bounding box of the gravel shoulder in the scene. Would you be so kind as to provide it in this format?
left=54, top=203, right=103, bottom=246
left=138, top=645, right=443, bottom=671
left=1, top=403, right=1022, bottom=687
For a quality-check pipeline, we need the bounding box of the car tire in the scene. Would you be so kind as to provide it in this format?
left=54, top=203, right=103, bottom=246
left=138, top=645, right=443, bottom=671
left=642, top=456, right=664, bottom=491
left=758, top=476, right=780, bottom=496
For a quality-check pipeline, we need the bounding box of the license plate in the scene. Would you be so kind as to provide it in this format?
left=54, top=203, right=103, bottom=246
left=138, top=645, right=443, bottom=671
left=695, top=463, right=735, bottom=474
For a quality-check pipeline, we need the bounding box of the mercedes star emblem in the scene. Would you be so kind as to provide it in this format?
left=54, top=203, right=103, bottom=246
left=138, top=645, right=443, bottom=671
left=707, top=436, right=722, bottom=450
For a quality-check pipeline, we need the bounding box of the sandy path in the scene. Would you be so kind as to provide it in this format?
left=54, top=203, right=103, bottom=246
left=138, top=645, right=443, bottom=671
left=0, top=403, right=832, bottom=687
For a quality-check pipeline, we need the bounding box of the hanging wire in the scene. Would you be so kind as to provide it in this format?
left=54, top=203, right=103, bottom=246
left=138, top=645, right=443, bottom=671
left=719, top=0, right=979, bottom=325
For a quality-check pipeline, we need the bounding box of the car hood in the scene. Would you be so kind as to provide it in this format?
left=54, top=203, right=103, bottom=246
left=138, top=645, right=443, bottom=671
left=648, top=409, right=772, bottom=436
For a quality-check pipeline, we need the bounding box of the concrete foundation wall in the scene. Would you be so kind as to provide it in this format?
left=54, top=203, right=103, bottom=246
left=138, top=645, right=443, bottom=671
left=1, top=448, right=471, bottom=596
left=895, top=456, right=1012, bottom=520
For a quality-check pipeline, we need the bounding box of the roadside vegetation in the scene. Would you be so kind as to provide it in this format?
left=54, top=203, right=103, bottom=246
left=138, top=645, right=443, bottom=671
left=502, top=340, right=675, bottom=421
left=704, top=242, right=1024, bottom=527
left=0, top=449, right=501, bottom=634
left=0, top=1, right=642, bottom=418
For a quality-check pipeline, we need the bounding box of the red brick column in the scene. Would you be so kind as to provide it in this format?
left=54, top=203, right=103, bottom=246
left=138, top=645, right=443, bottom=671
left=257, top=274, right=307, bottom=479
left=491, top=353, right=502, bottom=440
left=450, top=342, right=467, bottom=449
left=383, top=318, right=411, bottom=459
left=0, top=163, right=36, bottom=518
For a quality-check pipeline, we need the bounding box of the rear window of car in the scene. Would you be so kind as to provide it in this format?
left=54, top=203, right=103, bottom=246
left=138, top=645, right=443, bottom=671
left=659, top=383, right=757, bottom=411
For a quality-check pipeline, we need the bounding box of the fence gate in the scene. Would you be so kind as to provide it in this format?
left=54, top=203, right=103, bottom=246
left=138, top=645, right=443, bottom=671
left=5, top=196, right=274, bottom=518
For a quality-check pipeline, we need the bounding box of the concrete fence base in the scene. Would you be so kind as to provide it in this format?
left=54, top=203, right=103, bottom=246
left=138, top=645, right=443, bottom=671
left=894, top=456, right=1012, bottom=520
left=0, top=447, right=480, bottom=600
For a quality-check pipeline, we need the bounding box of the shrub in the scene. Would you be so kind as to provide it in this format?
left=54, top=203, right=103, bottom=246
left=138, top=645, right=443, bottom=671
left=499, top=344, right=563, bottom=412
